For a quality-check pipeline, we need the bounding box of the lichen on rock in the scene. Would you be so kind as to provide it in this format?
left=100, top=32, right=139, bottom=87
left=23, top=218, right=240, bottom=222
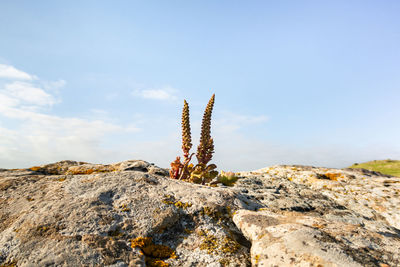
left=0, top=161, right=399, bottom=266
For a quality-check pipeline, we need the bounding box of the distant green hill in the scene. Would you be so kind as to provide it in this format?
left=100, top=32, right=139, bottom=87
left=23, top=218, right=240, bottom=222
left=349, top=159, right=400, bottom=177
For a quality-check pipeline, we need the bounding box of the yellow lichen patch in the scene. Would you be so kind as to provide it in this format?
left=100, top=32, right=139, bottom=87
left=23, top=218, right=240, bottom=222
left=131, top=236, right=152, bottom=248
left=254, top=254, right=260, bottom=264
left=162, top=196, right=192, bottom=210
left=67, top=168, right=95, bottom=175
left=66, top=165, right=117, bottom=175
left=324, top=173, right=342, bottom=181
left=145, top=259, right=169, bottom=267
left=142, top=244, right=176, bottom=259
left=118, top=204, right=131, bottom=212
left=257, top=208, right=268, bottom=211
left=162, top=200, right=174, bottom=205
left=57, top=177, right=66, bottom=182
left=131, top=236, right=177, bottom=267
left=0, top=260, right=18, bottom=267
left=173, top=201, right=192, bottom=209
left=200, top=206, right=222, bottom=219
left=36, top=225, right=50, bottom=235
left=29, top=163, right=66, bottom=175
left=198, top=230, right=218, bottom=253
left=220, top=236, right=241, bottom=254
left=312, top=223, right=326, bottom=229
left=198, top=230, right=240, bottom=255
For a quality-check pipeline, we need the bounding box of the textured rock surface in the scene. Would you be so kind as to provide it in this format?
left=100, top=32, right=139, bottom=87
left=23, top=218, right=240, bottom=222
left=0, top=160, right=399, bottom=266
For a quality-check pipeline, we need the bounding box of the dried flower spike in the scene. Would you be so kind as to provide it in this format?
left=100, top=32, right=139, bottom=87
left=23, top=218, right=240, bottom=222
left=170, top=93, right=217, bottom=184
left=181, top=100, right=192, bottom=160
left=197, top=94, right=215, bottom=165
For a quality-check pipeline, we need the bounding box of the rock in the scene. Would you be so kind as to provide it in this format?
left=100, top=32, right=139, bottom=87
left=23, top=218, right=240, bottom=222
left=0, top=161, right=399, bottom=266
left=233, top=209, right=399, bottom=266
left=117, top=160, right=169, bottom=176
left=0, top=161, right=250, bottom=266
left=28, top=160, right=88, bottom=175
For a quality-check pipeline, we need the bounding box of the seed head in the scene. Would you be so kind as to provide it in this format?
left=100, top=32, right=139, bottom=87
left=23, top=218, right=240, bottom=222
left=181, top=100, right=192, bottom=158
left=197, top=94, right=215, bottom=164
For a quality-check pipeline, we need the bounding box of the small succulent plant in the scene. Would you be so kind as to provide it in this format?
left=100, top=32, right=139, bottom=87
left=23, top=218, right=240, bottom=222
left=169, top=94, right=218, bottom=184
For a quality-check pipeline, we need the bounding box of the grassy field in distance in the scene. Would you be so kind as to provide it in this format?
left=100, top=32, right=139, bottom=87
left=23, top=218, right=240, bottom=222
left=349, top=159, right=400, bottom=177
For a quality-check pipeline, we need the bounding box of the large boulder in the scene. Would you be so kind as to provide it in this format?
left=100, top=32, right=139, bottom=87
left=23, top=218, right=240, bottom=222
left=0, top=161, right=399, bottom=266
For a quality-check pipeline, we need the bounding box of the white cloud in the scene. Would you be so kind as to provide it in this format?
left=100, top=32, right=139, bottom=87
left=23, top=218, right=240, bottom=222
left=0, top=65, right=140, bottom=168
left=0, top=103, right=141, bottom=168
left=4, top=81, right=56, bottom=107
left=132, top=86, right=178, bottom=101
left=0, top=64, right=37, bottom=80
left=0, top=93, right=20, bottom=108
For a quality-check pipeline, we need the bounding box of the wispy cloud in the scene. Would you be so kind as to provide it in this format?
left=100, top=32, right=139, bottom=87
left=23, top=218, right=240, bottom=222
left=0, top=64, right=37, bottom=80
left=3, top=81, right=57, bottom=107
left=214, top=111, right=268, bottom=133
left=2, top=64, right=392, bottom=171
left=132, top=86, right=178, bottom=101
left=0, top=64, right=140, bottom=168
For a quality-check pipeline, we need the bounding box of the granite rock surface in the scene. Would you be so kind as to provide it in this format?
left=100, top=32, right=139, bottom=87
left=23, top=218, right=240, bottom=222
left=0, top=160, right=399, bottom=266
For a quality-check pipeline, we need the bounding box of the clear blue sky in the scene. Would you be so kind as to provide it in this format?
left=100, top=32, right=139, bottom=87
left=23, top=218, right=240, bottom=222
left=0, top=1, right=399, bottom=171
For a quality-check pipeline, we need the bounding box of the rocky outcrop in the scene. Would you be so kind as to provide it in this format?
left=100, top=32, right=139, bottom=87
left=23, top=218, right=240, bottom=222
left=0, top=161, right=399, bottom=266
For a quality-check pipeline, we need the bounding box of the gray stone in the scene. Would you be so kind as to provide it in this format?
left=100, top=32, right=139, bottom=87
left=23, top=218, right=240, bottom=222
left=0, top=161, right=399, bottom=266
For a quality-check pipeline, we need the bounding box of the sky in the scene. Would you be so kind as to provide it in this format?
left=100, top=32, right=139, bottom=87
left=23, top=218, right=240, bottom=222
left=0, top=1, right=399, bottom=171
